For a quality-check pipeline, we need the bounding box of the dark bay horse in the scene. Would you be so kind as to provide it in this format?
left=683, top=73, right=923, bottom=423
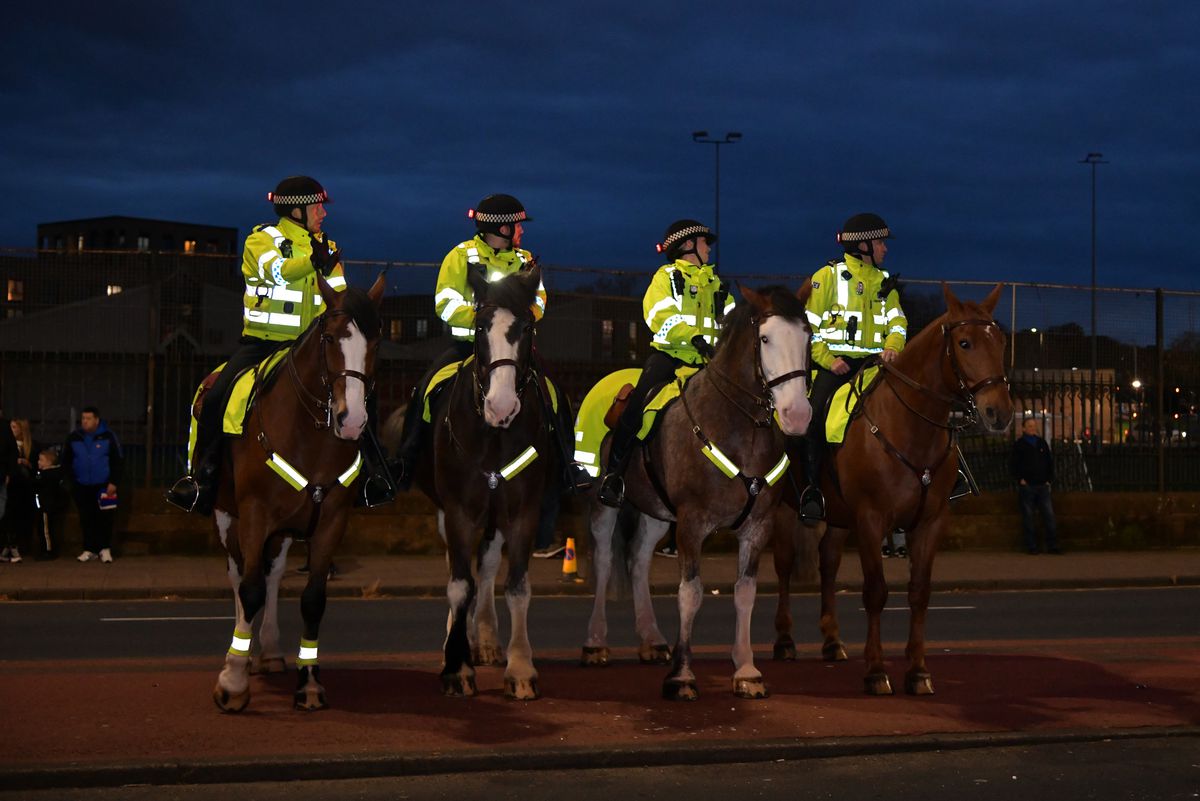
left=212, top=273, right=385, bottom=712
left=582, top=284, right=813, bottom=701
left=415, top=264, right=553, bottom=700
left=775, top=283, right=1012, bottom=695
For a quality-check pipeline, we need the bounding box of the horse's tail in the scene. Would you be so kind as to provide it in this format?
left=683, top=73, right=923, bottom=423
left=604, top=502, right=639, bottom=601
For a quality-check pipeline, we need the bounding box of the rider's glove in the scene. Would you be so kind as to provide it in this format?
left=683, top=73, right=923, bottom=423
left=691, top=335, right=717, bottom=361
left=309, top=234, right=341, bottom=277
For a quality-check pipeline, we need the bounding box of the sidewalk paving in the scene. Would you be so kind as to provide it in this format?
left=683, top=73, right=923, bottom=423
left=2, top=548, right=1198, bottom=601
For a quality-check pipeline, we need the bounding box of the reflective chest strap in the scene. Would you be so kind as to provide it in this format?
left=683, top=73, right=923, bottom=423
left=265, top=450, right=361, bottom=492
left=483, top=445, right=539, bottom=490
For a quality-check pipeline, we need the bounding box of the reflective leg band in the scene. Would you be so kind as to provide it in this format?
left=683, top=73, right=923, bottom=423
left=337, top=452, right=363, bottom=486
left=228, top=629, right=252, bottom=657
left=765, top=453, right=790, bottom=486
left=701, top=443, right=739, bottom=478
left=499, top=446, right=538, bottom=480
left=297, top=638, right=319, bottom=666
left=266, top=452, right=308, bottom=491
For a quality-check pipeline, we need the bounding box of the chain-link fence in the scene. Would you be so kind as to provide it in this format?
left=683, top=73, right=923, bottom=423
left=2, top=248, right=1196, bottom=491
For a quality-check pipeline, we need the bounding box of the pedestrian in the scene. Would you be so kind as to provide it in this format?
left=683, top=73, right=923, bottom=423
left=0, top=409, right=18, bottom=562
left=1, top=418, right=36, bottom=563
left=61, top=406, right=123, bottom=563
left=1010, top=417, right=1061, bottom=555
left=33, top=447, right=67, bottom=559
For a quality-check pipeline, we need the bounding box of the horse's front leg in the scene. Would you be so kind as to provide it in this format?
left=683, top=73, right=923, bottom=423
left=904, top=511, right=946, bottom=695
left=772, top=505, right=797, bottom=661
left=252, top=536, right=292, bottom=675
left=582, top=501, right=620, bottom=666
left=501, top=503, right=540, bottom=701
left=213, top=508, right=260, bottom=713
left=731, top=516, right=770, bottom=699
left=664, top=512, right=704, bottom=701
left=441, top=507, right=478, bottom=697
left=856, top=512, right=892, bottom=695
left=818, top=523, right=849, bottom=662
left=472, top=530, right=506, bottom=666
left=294, top=511, right=349, bottom=711
left=631, top=515, right=671, bottom=664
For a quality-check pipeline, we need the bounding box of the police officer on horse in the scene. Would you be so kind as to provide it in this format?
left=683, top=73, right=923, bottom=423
left=166, top=176, right=395, bottom=514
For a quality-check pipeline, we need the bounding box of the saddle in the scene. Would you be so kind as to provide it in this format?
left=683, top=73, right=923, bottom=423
left=190, top=350, right=290, bottom=437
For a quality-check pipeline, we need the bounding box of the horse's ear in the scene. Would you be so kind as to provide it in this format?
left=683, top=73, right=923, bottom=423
left=981, top=283, right=1004, bottom=316
left=795, top=278, right=813, bottom=306
left=521, top=257, right=542, bottom=292
left=368, top=270, right=387, bottom=308
left=941, top=282, right=963, bottom=314
left=466, top=267, right=488, bottom=305
left=738, top=282, right=768, bottom=313
left=317, top=271, right=339, bottom=308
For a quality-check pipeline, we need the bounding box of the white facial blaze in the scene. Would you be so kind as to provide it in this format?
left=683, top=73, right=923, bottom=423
left=760, top=316, right=813, bottom=436
left=335, top=321, right=369, bottom=440
left=483, top=308, right=521, bottom=428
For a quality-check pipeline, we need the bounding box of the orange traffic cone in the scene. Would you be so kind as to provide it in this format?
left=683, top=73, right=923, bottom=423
left=560, top=537, right=584, bottom=584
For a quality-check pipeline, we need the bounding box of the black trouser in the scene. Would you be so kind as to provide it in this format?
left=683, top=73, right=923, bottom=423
left=605, top=350, right=686, bottom=472
left=194, top=336, right=280, bottom=469
left=72, top=483, right=114, bottom=553
left=397, top=340, right=474, bottom=461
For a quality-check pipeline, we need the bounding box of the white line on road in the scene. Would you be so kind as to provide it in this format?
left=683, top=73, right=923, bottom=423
left=100, top=616, right=235, bottom=622
left=858, top=606, right=977, bottom=612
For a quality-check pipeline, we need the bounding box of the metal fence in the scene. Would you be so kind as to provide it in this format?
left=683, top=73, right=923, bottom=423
left=2, top=248, right=1196, bottom=491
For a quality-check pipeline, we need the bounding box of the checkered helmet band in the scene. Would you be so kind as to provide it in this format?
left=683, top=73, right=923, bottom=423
left=472, top=209, right=528, bottom=224
left=268, top=189, right=329, bottom=206
left=662, top=224, right=712, bottom=249
left=838, top=226, right=890, bottom=243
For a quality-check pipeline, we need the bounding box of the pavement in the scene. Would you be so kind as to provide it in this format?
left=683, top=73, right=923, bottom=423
left=1, top=546, right=1199, bottom=601
left=2, top=546, right=1199, bottom=791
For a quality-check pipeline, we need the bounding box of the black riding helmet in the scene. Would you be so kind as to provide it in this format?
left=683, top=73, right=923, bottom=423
left=469, top=194, right=530, bottom=250
left=657, top=219, right=716, bottom=261
left=837, top=213, right=891, bottom=265
left=268, top=176, right=330, bottom=228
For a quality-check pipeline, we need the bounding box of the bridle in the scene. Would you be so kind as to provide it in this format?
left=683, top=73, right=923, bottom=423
left=467, top=302, right=535, bottom=419
left=286, top=309, right=375, bottom=430
left=707, top=311, right=810, bottom=427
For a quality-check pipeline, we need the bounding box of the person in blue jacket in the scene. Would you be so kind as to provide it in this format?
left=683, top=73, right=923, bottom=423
left=61, top=406, right=123, bottom=563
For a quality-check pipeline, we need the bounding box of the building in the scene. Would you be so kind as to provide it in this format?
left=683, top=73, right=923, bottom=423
left=37, top=216, right=238, bottom=255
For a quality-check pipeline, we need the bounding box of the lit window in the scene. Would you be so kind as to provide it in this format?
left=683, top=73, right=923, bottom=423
left=76, top=235, right=85, bottom=251
left=106, top=284, right=123, bottom=296
left=390, top=319, right=402, bottom=341
left=6, top=279, right=24, bottom=302
left=628, top=321, right=639, bottom=361
left=137, top=236, right=150, bottom=252
left=416, top=319, right=428, bottom=338
left=601, top=319, right=614, bottom=357
left=183, top=239, right=197, bottom=254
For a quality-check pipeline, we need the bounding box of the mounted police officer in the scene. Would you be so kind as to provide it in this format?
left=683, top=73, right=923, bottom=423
left=597, top=219, right=733, bottom=507
left=798, top=213, right=908, bottom=520
left=166, top=176, right=395, bottom=514
left=394, top=194, right=589, bottom=491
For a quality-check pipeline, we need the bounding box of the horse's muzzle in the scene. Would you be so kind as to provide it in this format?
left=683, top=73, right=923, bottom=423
left=977, top=387, right=1015, bottom=433
left=776, top=401, right=813, bottom=437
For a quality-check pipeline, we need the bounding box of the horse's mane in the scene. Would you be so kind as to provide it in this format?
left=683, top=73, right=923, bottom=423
left=338, top=286, right=381, bottom=341
left=480, top=271, right=537, bottom=317
left=717, top=285, right=807, bottom=352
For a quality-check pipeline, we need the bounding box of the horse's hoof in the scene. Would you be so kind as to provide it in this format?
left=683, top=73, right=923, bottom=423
left=773, top=641, right=797, bottom=661
left=906, top=671, right=935, bottom=695
left=473, top=645, right=505, bottom=666
left=662, top=680, right=699, bottom=702
left=293, top=688, right=328, bottom=711
left=864, top=673, right=894, bottom=696
left=822, top=641, right=848, bottom=662
left=504, top=676, right=541, bottom=701
left=580, top=646, right=610, bottom=667
left=441, top=674, right=477, bottom=698
left=212, top=684, right=250, bottom=713
left=638, top=644, right=671, bottom=664
left=251, top=655, right=287, bottom=675
left=733, top=677, right=770, bottom=699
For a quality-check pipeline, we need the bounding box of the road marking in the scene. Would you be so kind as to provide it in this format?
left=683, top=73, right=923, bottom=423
left=859, top=606, right=976, bottom=612
left=100, top=616, right=235, bottom=622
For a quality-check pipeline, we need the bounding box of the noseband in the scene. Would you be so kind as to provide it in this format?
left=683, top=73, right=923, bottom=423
left=469, top=304, right=534, bottom=417
left=942, top=318, right=1010, bottom=401
left=709, top=311, right=809, bottom=427
left=288, top=309, right=374, bottom=430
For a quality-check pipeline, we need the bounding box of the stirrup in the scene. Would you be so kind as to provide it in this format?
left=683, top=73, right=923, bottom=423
left=164, top=475, right=200, bottom=513
left=597, top=473, right=624, bottom=508
left=949, top=470, right=974, bottom=501
left=359, top=474, right=396, bottom=508
left=799, top=486, right=825, bottom=522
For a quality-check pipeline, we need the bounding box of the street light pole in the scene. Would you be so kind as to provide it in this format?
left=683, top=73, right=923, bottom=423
left=692, top=131, right=742, bottom=265
left=1079, top=152, right=1107, bottom=448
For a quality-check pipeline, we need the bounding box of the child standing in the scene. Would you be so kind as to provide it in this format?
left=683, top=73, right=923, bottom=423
left=33, top=448, right=68, bottom=560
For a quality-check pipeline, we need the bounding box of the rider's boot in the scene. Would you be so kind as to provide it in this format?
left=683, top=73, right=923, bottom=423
left=165, top=441, right=218, bottom=515
left=356, top=427, right=398, bottom=508
left=798, top=438, right=826, bottom=522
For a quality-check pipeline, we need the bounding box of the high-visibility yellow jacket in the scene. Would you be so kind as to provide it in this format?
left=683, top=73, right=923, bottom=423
left=805, top=252, right=907, bottom=370
left=241, top=217, right=347, bottom=342
left=434, top=235, right=546, bottom=341
left=644, top=259, right=734, bottom=366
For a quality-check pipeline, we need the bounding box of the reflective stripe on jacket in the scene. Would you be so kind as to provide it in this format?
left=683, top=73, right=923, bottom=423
left=644, top=259, right=733, bottom=365
left=805, top=253, right=907, bottom=370
left=241, top=217, right=347, bottom=342
left=434, top=236, right=546, bottom=341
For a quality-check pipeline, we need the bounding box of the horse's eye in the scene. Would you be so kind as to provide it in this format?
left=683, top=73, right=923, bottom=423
left=959, top=339, right=972, bottom=350
left=760, top=335, right=769, bottom=345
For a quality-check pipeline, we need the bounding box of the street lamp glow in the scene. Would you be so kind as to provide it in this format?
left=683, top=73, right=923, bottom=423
left=1131, top=379, right=1142, bottom=389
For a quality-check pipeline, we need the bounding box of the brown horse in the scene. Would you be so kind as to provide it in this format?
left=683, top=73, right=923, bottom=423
left=581, top=284, right=813, bottom=700
left=774, top=283, right=1012, bottom=695
left=416, top=264, right=553, bottom=700
left=211, top=273, right=385, bottom=712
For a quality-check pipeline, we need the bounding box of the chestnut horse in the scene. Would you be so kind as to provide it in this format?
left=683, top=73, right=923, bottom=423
left=581, top=284, right=813, bottom=700
left=415, top=264, right=553, bottom=700
left=212, top=273, right=385, bottom=712
left=774, top=283, right=1012, bottom=695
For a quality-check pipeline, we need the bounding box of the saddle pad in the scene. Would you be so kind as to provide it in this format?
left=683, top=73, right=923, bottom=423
left=222, top=349, right=290, bottom=436
left=573, top=365, right=698, bottom=478
left=421, top=356, right=559, bottom=423
left=826, top=365, right=879, bottom=444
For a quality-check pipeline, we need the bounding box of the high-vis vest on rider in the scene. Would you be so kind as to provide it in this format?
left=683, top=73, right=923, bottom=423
left=805, top=252, right=907, bottom=370
left=644, top=259, right=733, bottom=366
left=241, top=217, right=347, bottom=342
left=434, top=235, right=546, bottom=341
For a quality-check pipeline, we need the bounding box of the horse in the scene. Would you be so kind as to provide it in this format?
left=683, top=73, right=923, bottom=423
left=774, top=282, right=1013, bottom=695
left=581, top=284, right=813, bottom=701
left=211, top=273, right=385, bottom=712
left=414, top=263, right=554, bottom=700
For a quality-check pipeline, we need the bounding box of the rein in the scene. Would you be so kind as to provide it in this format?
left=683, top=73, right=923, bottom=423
left=286, top=309, right=374, bottom=430
left=706, top=311, right=809, bottom=428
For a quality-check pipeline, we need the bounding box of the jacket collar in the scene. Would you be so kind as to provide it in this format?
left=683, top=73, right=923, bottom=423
left=277, top=217, right=313, bottom=242
left=841, top=252, right=881, bottom=274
